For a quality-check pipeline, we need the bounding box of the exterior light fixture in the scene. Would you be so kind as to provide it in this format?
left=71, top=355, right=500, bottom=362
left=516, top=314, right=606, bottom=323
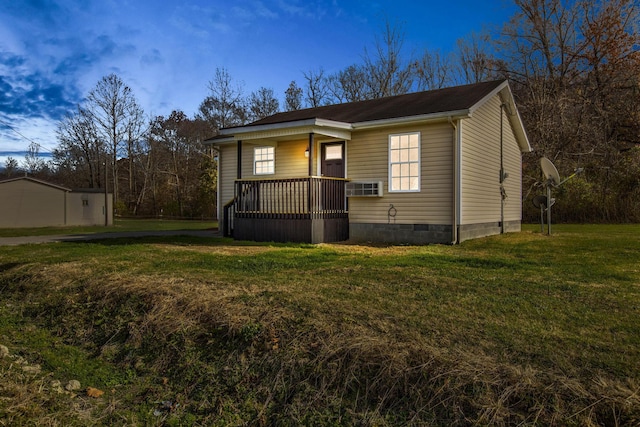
left=305, top=147, right=309, bottom=158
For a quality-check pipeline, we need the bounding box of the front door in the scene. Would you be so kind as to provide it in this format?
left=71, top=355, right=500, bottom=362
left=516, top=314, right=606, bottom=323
left=319, top=142, right=346, bottom=212
left=320, top=142, right=345, bottom=178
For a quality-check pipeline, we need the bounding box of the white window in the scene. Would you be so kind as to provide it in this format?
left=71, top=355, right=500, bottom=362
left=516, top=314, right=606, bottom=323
left=254, top=146, right=274, bottom=175
left=389, top=132, right=420, bottom=192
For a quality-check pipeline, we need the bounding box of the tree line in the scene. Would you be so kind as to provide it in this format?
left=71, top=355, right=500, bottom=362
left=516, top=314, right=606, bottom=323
left=3, top=0, right=638, bottom=222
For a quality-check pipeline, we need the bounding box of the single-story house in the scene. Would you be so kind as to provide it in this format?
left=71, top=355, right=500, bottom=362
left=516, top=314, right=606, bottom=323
left=207, top=79, right=531, bottom=244
left=0, top=176, right=113, bottom=228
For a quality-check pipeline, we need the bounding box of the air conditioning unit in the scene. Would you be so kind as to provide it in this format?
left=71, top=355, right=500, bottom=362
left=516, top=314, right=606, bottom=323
left=345, top=181, right=383, bottom=197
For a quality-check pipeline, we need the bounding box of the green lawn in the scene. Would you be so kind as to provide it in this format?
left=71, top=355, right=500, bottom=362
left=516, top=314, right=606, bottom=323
left=0, top=224, right=638, bottom=425
left=0, top=218, right=218, bottom=237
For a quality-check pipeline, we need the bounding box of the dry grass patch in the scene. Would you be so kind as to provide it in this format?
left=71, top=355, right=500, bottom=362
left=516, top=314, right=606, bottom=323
left=0, top=226, right=639, bottom=424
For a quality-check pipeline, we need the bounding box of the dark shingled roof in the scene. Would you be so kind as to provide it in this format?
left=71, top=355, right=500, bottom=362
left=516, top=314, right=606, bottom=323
left=230, top=79, right=506, bottom=129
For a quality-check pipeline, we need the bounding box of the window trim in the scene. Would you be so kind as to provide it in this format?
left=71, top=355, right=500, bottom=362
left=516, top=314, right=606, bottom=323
left=253, top=146, right=275, bottom=175
left=388, top=132, right=421, bottom=193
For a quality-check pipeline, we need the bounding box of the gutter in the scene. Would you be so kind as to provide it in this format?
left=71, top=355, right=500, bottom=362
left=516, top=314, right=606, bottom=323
left=210, top=110, right=473, bottom=143
left=353, top=109, right=471, bottom=130
left=218, top=118, right=351, bottom=137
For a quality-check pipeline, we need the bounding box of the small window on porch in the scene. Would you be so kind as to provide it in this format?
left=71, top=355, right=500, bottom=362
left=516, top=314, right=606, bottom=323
left=324, top=144, right=343, bottom=160
left=254, top=146, right=274, bottom=175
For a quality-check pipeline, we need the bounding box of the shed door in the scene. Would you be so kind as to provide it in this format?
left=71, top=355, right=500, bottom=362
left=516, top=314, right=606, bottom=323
left=320, top=142, right=345, bottom=178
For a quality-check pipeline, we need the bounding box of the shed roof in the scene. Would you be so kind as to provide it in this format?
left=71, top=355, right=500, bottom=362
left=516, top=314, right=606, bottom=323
left=0, top=176, right=71, bottom=192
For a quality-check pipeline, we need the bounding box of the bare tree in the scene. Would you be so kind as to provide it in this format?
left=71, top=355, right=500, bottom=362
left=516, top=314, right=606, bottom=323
left=124, top=103, right=147, bottom=212
left=303, top=68, right=330, bottom=107
left=362, top=20, right=414, bottom=98
left=54, top=106, right=105, bottom=188
left=147, top=112, right=213, bottom=217
left=497, top=0, right=640, bottom=222
left=85, top=74, right=145, bottom=208
left=198, top=67, right=248, bottom=133
left=22, top=142, right=46, bottom=176
left=327, top=64, right=370, bottom=102
left=284, top=81, right=303, bottom=111
left=414, top=50, right=453, bottom=91
left=456, top=32, right=495, bottom=84
left=498, top=0, right=581, bottom=85
left=248, top=87, right=280, bottom=121
left=3, top=157, right=19, bottom=177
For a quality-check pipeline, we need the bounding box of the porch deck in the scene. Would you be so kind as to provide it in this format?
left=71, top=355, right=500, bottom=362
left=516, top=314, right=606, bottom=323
left=223, top=177, right=349, bottom=243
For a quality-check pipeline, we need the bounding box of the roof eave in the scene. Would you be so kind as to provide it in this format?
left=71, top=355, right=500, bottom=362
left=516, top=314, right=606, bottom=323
left=495, top=84, right=532, bottom=153
left=204, top=135, right=236, bottom=145
left=219, top=118, right=350, bottom=136
left=210, top=118, right=353, bottom=144
left=352, top=109, right=472, bottom=130
left=469, top=80, right=532, bottom=153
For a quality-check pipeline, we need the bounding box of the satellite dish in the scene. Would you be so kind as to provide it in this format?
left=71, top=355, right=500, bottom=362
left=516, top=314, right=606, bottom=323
left=532, top=195, right=547, bottom=209
left=540, top=157, right=561, bottom=186
left=537, top=157, right=583, bottom=235
left=532, top=195, right=555, bottom=209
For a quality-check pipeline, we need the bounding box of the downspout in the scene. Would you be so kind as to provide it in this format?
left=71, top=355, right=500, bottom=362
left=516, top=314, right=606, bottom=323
left=104, top=160, right=109, bottom=226
left=448, top=116, right=459, bottom=245
left=500, top=104, right=504, bottom=233
left=499, top=103, right=506, bottom=234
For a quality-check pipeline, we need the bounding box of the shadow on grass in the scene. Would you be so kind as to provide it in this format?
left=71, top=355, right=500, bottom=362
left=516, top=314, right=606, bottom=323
left=63, top=235, right=227, bottom=247
left=0, top=262, right=26, bottom=273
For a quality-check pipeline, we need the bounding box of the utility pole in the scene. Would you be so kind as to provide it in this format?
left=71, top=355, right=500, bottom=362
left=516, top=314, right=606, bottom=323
left=104, top=161, right=109, bottom=226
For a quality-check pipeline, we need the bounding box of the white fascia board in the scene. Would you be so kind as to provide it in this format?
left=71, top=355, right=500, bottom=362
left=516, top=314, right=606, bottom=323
left=510, top=108, right=532, bottom=153
left=469, top=80, right=509, bottom=116
left=205, top=136, right=236, bottom=145
left=494, top=84, right=532, bottom=153
left=351, top=109, right=471, bottom=130
left=225, top=126, right=352, bottom=141
left=314, top=118, right=352, bottom=130
left=501, top=87, right=532, bottom=153
left=469, top=81, right=531, bottom=153
left=313, top=127, right=352, bottom=141
left=219, top=118, right=318, bottom=136
left=219, top=118, right=351, bottom=136
left=217, top=119, right=352, bottom=142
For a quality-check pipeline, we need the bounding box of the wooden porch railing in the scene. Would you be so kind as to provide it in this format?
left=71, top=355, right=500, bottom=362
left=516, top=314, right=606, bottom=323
left=225, top=177, right=349, bottom=242
left=234, top=177, right=347, bottom=220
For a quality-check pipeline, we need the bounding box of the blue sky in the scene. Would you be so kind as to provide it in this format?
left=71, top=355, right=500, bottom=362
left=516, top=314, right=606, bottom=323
left=0, top=0, right=516, bottom=165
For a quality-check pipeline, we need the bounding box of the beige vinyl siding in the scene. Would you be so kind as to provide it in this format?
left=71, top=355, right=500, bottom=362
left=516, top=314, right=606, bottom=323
left=241, top=140, right=308, bottom=179
left=348, top=123, right=453, bottom=224
left=460, top=95, right=522, bottom=224
left=502, top=117, right=523, bottom=221
left=219, top=144, right=237, bottom=210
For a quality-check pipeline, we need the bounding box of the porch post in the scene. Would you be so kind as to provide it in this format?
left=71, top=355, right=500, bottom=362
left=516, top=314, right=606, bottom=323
left=237, top=140, right=242, bottom=179
left=308, top=133, right=314, bottom=176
